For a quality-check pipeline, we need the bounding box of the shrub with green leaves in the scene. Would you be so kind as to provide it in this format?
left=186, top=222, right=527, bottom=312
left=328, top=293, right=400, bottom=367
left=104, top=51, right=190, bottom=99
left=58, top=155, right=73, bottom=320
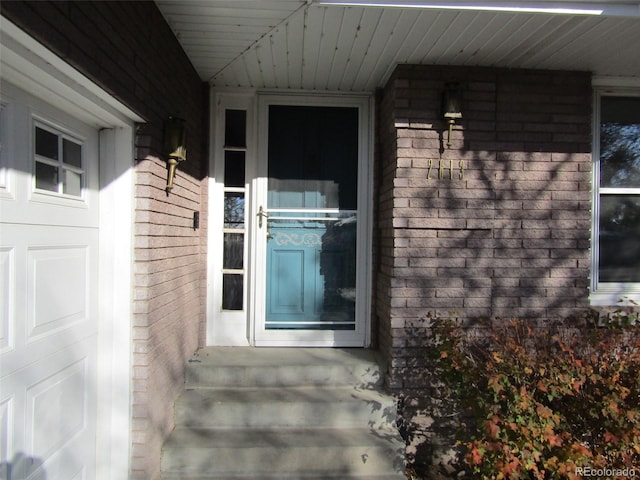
left=431, top=311, right=640, bottom=479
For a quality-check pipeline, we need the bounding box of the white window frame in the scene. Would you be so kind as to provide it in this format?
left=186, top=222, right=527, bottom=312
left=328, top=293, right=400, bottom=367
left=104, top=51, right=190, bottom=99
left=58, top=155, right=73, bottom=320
left=590, top=86, right=640, bottom=306
left=207, top=91, right=256, bottom=346
left=32, top=120, right=86, bottom=201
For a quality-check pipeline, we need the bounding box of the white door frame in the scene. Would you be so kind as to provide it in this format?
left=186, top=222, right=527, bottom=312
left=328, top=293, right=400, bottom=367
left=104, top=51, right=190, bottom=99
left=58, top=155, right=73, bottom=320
left=207, top=91, right=256, bottom=346
left=252, top=93, right=373, bottom=347
left=207, top=90, right=373, bottom=347
left=1, top=17, right=140, bottom=479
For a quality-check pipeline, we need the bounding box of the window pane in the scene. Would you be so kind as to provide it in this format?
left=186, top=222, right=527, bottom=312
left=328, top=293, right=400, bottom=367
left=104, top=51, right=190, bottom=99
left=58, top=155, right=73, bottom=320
left=600, top=97, right=640, bottom=188
left=599, top=195, right=640, bottom=283
left=224, top=150, right=245, bottom=187
left=222, top=274, right=243, bottom=310
left=63, top=169, right=82, bottom=196
left=35, top=161, right=58, bottom=191
left=268, top=105, right=358, bottom=210
left=223, top=233, right=244, bottom=269
left=225, top=110, right=246, bottom=148
left=224, top=192, right=245, bottom=228
left=35, top=127, right=59, bottom=160
left=63, top=138, right=82, bottom=168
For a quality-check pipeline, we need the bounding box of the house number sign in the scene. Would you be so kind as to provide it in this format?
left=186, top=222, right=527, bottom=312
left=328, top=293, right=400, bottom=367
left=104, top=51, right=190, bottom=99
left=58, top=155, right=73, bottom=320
left=427, top=158, right=465, bottom=180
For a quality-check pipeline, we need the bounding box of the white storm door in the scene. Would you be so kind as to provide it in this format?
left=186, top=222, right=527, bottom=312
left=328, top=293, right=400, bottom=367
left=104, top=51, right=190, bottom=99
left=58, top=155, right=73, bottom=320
left=252, top=95, right=372, bottom=347
left=0, top=82, right=100, bottom=479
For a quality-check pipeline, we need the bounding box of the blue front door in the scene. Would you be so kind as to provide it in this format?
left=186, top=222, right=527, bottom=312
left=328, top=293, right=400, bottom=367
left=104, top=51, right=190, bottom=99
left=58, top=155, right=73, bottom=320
left=265, top=105, right=358, bottom=332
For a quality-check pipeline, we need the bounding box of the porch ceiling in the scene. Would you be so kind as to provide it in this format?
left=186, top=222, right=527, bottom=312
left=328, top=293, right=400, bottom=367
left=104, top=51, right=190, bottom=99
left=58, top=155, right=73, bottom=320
left=155, top=1, right=640, bottom=91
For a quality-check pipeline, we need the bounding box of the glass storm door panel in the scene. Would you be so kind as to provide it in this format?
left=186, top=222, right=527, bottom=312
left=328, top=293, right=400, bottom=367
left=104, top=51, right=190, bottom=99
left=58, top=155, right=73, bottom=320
left=265, top=105, right=358, bottom=331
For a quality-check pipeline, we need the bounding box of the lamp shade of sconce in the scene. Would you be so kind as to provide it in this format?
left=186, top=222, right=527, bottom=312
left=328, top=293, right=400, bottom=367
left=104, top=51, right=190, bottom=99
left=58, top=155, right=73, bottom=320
left=442, top=82, right=463, bottom=149
left=163, top=117, right=187, bottom=194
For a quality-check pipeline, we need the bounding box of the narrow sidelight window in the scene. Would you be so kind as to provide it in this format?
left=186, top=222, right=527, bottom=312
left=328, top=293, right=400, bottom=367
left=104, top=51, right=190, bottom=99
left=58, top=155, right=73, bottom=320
left=221, top=110, right=247, bottom=310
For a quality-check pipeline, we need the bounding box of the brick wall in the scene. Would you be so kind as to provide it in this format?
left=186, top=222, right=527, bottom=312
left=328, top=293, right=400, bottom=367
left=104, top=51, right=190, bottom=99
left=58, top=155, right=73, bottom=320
left=375, top=64, right=593, bottom=472
left=1, top=2, right=209, bottom=479
left=375, top=79, right=402, bottom=383
left=132, top=157, right=206, bottom=478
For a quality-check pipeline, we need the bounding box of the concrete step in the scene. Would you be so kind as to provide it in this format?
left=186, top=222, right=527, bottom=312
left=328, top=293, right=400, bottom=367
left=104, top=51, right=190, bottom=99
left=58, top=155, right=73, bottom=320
left=161, top=348, right=406, bottom=480
left=162, top=428, right=405, bottom=477
left=175, top=385, right=398, bottom=429
left=186, top=348, right=384, bottom=388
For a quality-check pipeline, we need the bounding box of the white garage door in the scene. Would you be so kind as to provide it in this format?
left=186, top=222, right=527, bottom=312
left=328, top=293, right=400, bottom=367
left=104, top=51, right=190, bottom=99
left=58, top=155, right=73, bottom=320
left=1, top=82, right=100, bottom=479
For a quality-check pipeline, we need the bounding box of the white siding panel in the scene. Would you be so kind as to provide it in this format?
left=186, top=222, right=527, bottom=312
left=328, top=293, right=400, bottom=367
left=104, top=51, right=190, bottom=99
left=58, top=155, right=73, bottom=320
left=447, top=11, right=523, bottom=66
left=360, top=8, right=428, bottom=91
left=478, top=14, right=554, bottom=67
left=333, top=8, right=369, bottom=89
left=270, top=24, right=290, bottom=88
left=558, top=18, right=640, bottom=73
left=255, top=41, right=277, bottom=88
left=510, top=16, right=584, bottom=68
left=393, top=9, right=431, bottom=64
left=286, top=10, right=306, bottom=89
left=431, top=12, right=477, bottom=64
left=343, top=9, right=383, bottom=91
left=244, top=48, right=265, bottom=88
left=399, top=11, right=444, bottom=64
left=414, top=11, right=461, bottom=64
left=314, top=8, right=348, bottom=90
left=358, top=9, right=409, bottom=91
left=301, top=7, right=327, bottom=90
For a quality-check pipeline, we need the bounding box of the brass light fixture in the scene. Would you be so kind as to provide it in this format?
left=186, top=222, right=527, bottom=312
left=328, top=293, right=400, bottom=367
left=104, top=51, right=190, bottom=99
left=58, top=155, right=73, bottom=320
left=442, top=82, right=463, bottom=149
left=163, top=117, right=187, bottom=195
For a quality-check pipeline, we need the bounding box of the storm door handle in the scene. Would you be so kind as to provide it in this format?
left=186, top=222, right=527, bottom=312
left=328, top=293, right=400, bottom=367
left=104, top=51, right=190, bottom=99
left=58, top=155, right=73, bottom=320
left=257, top=206, right=268, bottom=229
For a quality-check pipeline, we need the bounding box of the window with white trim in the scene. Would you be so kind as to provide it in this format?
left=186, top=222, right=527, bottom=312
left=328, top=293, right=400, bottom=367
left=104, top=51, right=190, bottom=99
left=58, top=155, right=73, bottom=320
left=33, top=122, right=84, bottom=197
left=592, top=92, right=640, bottom=304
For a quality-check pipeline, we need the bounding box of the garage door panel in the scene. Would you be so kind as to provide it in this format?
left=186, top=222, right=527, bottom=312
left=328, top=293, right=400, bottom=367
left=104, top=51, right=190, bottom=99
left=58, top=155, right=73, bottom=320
left=0, top=225, right=98, bottom=367
left=0, top=247, right=13, bottom=353
left=28, top=245, right=90, bottom=341
left=0, top=396, right=13, bottom=463
left=1, top=337, right=97, bottom=478
left=0, top=328, right=97, bottom=379
left=27, top=356, right=89, bottom=460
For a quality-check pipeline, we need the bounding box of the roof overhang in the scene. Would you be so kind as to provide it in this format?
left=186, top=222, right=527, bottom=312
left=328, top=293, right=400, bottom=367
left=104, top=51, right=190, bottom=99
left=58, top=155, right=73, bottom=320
left=156, top=1, right=640, bottom=91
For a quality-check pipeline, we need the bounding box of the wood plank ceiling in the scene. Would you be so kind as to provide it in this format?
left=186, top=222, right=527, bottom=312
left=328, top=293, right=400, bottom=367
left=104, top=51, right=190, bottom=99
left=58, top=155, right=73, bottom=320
left=156, top=1, right=640, bottom=91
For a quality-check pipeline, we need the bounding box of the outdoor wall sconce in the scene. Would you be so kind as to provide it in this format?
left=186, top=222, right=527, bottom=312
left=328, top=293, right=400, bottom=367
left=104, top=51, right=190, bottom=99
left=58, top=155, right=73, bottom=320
left=442, top=82, right=463, bottom=149
left=163, top=117, right=187, bottom=195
